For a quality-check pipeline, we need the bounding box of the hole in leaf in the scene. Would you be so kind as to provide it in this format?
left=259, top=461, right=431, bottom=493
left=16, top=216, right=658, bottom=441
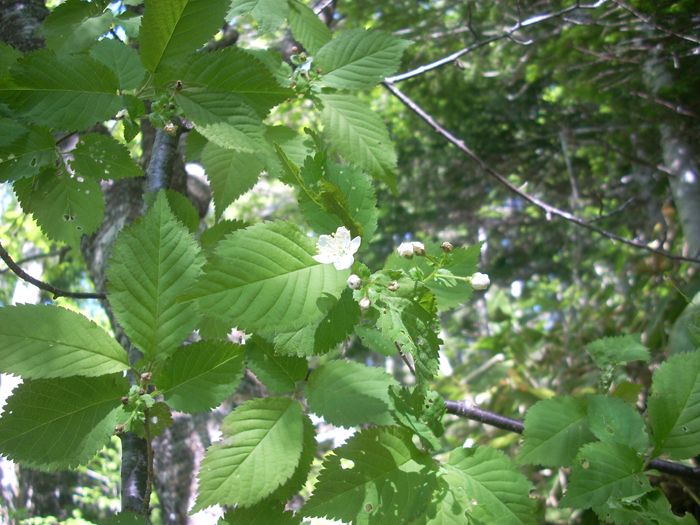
left=580, top=458, right=590, bottom=469
left=340, top=459, right=354, bottom=469
left=365, top=503, right=373, bottom=513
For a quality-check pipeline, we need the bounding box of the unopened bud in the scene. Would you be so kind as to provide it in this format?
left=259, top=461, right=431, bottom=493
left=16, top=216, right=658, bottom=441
left=316, top=68, right=323, bottom=74
left=292, top=46, right=299, bottom=54
left=164, top=123, right=176, bottom=135
left=141, top=372, right=152, bottom=382
left=138, top=388, right=145, bottom=396
left=469, top=272, right=490, bottom=290
left=388, top=281, right=399, bottom=292
left=115, top=424, right=125, bottom=434
left=359, top=297, right=371, bottom=310
left=411, top=242, right=426, bottom=256
left=347, top=274, right=362, bottom=290
left=441, top=241, right=454, bottom=253
left=121, top=397, right=129, bottom=405
left=397, top=242, right=414, bottom=259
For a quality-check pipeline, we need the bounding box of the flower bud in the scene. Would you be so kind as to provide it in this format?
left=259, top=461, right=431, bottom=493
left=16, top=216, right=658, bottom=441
left=138, top=388, right=146, bottom=396
left=388, top=281, right=400, bottom=292
left=115, top=424, right=125, bottom=434
left=470, top=272, right=490, bottom=290
left=397, top=242, right=414, bottom=259
left=292, top=46, right=299, bottom=54
left=164, top=123, right=176, bottom=135
left=359, top=297, right=371, bottom=310
left=347, top=274, right=362, bottom=290
left=441, top=241, right=454, bottom=253
left=121, top=397, right=129, bottom=405
left=411, top=242, right=426, bottom=256
left=141, top=372, right=152, bottom=382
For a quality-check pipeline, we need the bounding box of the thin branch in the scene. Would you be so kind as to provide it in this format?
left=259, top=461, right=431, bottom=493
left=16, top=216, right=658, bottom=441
left=444, top=400, right=700, bottom=482
left=0, top=246, right=72, bottom=274
left=590, top=197, right=635, bottom=223
left=381, top=81, right=700, bottom=264
left=0, top=241, right=107, bottom=299
left=386, top=1, right=609, bottom=84
left=611, top=0, right=700, bottom=44
left=628, top=88, right=699, bottom=119
left=395, top=341, right=416, bottom=376
left=141, top=407, right=154, bottom=519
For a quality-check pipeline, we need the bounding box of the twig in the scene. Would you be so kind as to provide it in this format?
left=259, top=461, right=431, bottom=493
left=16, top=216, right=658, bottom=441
left=0, top=246, right=72, bottom=274
left=381, top=82, right=700, bottom=264
left=395, top=341, right=416, bottom=376
left=142, top=407, right=154, bottom=518
left=0, top=241, right=107, bottom=299
left=386, top=1, right=608, bottom=84
left=611, top=0, right=700, bottom=44
left=590, top=197, right=635, bottom=223
left=444, top=400, right=700, bottom=481
left=628, top=89, right=699, bottom=119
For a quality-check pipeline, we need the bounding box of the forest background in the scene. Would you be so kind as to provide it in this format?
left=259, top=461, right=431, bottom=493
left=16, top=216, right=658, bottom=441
left=0, top=0, right=699, bottom=524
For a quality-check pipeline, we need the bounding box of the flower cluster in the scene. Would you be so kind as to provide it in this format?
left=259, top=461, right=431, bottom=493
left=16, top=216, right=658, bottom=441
left=397, top=241, right=426, bottom=259
left=313, top=227, right=361, bottom=270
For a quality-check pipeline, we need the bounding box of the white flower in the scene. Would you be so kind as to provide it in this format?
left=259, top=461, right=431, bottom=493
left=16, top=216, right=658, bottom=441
left=470, top=272, right=490, bottom=290
left=411, top=242, right=426, bottom=256
left=313, top=227, right=361, bottom=270
left=397, top=242, right=414, bottom=258
left=359, top=297, right=371, bottom=310
left=347, top=274, right=362, bottom=290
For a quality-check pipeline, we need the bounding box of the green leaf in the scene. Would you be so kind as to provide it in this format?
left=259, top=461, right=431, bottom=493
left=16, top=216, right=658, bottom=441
left=202, top=141, right=264, bottom=220
left=221, top=499, right=301, bottom=524
left=176, top=48, right=293, bottom=118
left=318, top=93, right=397, bottom=191
left=0, top=117, right=28, bottom=147
left=0, top=304, right=129, bottom=379
left=69, top=133, right=144, bottom=181
left=355, top=324, right=397, bottom=356
left=228, top=0, right=288, bottom=33
left=182, top=220, right=349, bottom=333
left=587, top=394, right=649, bottom=453
left=272, top=287, right=361, bottom=356
left=288, top=0, right=331, bottom=54
left=301, top=426, right=437, bottom=523
left=246, top=49, right=293, bottom=88
left=638, top=489, right=698, bottom=525
left=192, top=397, right=303, bottom=511
left=176, top=89, right=268, bottom=153
left=559, top=442, right=652, bottom=509
left=0, top=43, right=21, bottom=79
left=89, top=38, right=146, bottom=92
left=516, top=396, right=597, bottom=468
left=106, top=191, right=205, bottom=362
left=13, top=165, right=105, bottom=246
left=0, top=124, right=56, bottom=182
left=265, top=125, right=314, bottom=167
left=185, top=129, right=207, bottom=162
left=300, top=160, right=378, bottom=245
left=648, top=349, right=700, bottom=460
left=139, top=0, right=229, bottom=73
left=146, top=188, right=200, bottom=233
left=43, top=0, right=114, bottom=55
left=0, top=51, right=123, bottom=131
left=246, top=335, right=307, bottom=393
left=448, top=446, right=538, bottom=525
left=306, top=360, right=398, bottom=427
left=134, top=402, right=173, bottom=438
left=407, top=469, right=471, bottom=525
left=269, top=413, right=317, bottom=502
left=585, top=334, right=650, bottom=369
left=199, top=219, right=248, bottom=253
left=389, top=387, right=444, bottom=450
left=115, top=12, right=142, bottom=38
left=315, top=29, right=411, bottom=90
left=0, top=374, right=128, bottom=470
left=160, top=339, right=246, bottom=413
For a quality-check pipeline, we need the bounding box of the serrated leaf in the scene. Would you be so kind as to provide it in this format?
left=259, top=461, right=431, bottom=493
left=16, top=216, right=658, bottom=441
left=269, top=413, right=317, bottom=502
left=301, top=426, right=437, bottom=523
left=143, top=189, right=199, bottom=233
left=288, top=0, right=331, bottom=54
left=176, top=89, right=268, bottom=153
left=306, top=360, right=398, bottom=427
left=160, top=339, right=246, bottom=413
left=221, top=499, right=301, bottom=524
left=43, top=0, right=115, bottom=55
left=199, top=219, right=248, bottom=253
left=648, top=350, right=700, bottom=460
left=0, top=43, right=21, bottom=79
left=182, top=220, right=349, bottom=333
left=585, top=334, right=650, bottom=369
left=0, top=117, right=27, bottom=147
left=0, top=374, right=128, bottom=470
left=228, top=0, right=288, bottom=33
left=389, top=387, right=444, bottom=450
left=13, top=165, right=104, bottom=246
left=69, top=133, right=144, bottom=181
left=355, top=324, right=397, bottom=356
left=559, top=442, right=652, bottom=509
left=448, top=446, right=538, bottom=525
left=300, top=161, right=378, bottom=245
left=175, top=48, right=293, bottom=118
left=407, top=469, right=470, bottom=525
left=246, top=49, right=293, bottom=88
left=315, top=29, right=411, bottom=90
left=0, top=304, right=128, bottom=379
left=516, top=396, right=597, bottom=468
left=587, top=394, right=649, bottom=453
left=273, top=287, right=361, bottom=356
left=0, top=124, right=56, bottom=182
left=318, top=93, right=397, bottom=191
left=106, top=191, right=205, bottom=362
left=139, top=0, right=229, bottom=73
left=265, top=125, right=314, bottom=167
left=639, top=489, right=698, bottom=525
left=246, top=335, right=307, bottom=393
left=133, top=402, right=173, bottom=438
left=89, top=38, right=146, bottom=91
left=192, top=397, right=303, bottom=511
left=0, top=51, right=123, bottom=131
left=115, top=11, right=142, bottom=38
left=185, top=129, right=207, bottom=162
left=202, top=141, right=264, bottom=220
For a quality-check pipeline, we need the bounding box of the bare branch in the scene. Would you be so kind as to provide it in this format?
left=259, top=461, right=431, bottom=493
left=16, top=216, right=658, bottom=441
left=628, top=88, right=699, bottom=119
left=444, top=400, right=700, bottom=481
left=0, top=246, right=72, bottom=274
left=381, top=81, right=700, bottom=264
left=0, top=241, right=106, bottom=300
left=612, top=0, right=700, bottom=44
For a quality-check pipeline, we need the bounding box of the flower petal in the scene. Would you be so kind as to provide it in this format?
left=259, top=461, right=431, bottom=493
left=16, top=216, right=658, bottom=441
left=334, top=253, right=355, bottom=270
